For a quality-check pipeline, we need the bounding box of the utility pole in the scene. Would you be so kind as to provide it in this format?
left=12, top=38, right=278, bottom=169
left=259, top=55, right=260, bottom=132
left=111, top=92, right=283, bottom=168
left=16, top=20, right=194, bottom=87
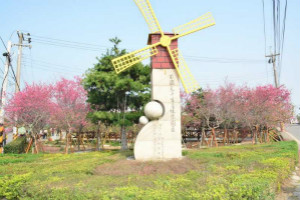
left=15, top=32, right=23, bottom=93
left=0, top=41, right=12, bottom=124
left=13, top=31, right=31, bottom=93
left=266, top=52, right=280, bottom=88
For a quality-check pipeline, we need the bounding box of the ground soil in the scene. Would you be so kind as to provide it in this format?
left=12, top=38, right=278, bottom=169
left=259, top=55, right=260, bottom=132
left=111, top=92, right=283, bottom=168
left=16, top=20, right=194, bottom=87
left=94, top=157, right=199, bottom=176
left=43, top=145, right=61, bottom=153
left=276, top=151, right=300, bottom=200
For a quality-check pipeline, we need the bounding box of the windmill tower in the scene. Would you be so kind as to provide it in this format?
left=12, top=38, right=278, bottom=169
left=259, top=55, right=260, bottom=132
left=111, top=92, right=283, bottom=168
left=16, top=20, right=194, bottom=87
left=112, top=0, right=215, bottom=160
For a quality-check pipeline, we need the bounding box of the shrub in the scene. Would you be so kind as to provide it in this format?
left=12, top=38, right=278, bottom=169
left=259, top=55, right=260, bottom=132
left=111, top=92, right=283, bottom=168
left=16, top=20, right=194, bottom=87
left=4, top=136, right=27, bottom=154
left=0, top=174, right=30, bottom=199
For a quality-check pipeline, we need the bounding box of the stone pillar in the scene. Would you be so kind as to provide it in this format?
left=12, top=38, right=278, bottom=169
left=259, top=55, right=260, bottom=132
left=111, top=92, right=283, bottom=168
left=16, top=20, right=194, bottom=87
left=134, top=33, right=182, bottom=160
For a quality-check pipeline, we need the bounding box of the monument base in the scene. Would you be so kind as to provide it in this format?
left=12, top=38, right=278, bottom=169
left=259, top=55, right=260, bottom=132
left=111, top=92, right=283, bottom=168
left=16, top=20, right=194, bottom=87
left=134, top=69, right=182, bottom=160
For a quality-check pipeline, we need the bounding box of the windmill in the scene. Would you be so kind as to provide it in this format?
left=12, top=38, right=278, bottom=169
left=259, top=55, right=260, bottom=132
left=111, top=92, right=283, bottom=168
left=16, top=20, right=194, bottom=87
left=112, top=0, right=215, bottom=160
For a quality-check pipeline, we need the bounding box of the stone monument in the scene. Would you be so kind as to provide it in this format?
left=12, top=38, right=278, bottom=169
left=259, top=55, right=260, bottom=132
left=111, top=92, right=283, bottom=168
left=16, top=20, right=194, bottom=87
left=111, top=0, right=216, bottom=160
left=134, top=33, right=181, bottom=160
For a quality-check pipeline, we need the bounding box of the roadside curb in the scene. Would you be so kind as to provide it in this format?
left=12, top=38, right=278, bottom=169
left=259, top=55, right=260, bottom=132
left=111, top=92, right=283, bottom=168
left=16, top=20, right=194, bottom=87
left=281, top=131, right=300, bottom=149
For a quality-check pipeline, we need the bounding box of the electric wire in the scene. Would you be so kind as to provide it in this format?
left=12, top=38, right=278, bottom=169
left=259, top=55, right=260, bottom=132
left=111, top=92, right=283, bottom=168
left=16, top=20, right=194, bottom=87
left=30, top=34, right=109, bottom=48
left=0, top=59, right=10, bottom=103
left=0, top=36, right=8, bottom=52
left=272, top=0, right=277, bottom=55
left=21, top=59, right=84, bottom=74
left=261, top=0, right=267, bottom=56
left=32, top=40, right=107, bottom=52
left=0, top=36, right=11, bottom=103
left=0, top=57, right=5, bottom=65
left=0, top=57, right=5, bottom=74
left=22, top=56, right=86, bottom=71
left=29, top=49, right=35, bottom=81
left=31, top=34, right=265, bottom=63
left=278, top=0, right=288, bottom=82
left=10, top=64, right=20, bottom=92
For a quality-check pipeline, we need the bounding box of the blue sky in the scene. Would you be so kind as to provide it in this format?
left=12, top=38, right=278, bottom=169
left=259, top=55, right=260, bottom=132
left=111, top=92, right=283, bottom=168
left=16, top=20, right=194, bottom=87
left=0, top=0, right=299, bottom=111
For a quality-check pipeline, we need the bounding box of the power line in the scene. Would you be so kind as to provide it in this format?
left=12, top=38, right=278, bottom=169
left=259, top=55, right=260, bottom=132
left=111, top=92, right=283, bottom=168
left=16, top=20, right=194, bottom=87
left=185, top=56, right=264, bottom=64
left=0, top=36, right=8, bottom=52
left=29, top=49, right=35, bottom=81
left=9, top=65, right=20, bottom=91
left=272, top=0, right=277, bottom=54
left=22, top=59, right=84, bottom=74
left=32, top=40, right=107, bottom=52
left=0, top=57, right=5, bottom=65
left=278, top=0, right=280, bottom=53
left=30, top=34, right=109, bottom=48
left=198, top=70, right=273, bottom=81
left=31, top=34, right=265, bottom=63
left=22, top=60, right=84, bottom=73
left=22, top=56, right=86, bottom=71
left=0, top=57, right=5, bottom=75
left=278, top=0, right=288, bottom=82
left=32, top=38, right=107, bottom=50
left=261, top=0, right=267, bottom=56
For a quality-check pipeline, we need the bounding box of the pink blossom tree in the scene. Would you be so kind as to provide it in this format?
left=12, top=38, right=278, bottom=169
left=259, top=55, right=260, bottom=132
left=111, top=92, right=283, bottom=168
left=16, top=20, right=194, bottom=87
left=185, top=89, right=223, bottom=147
left=235, top=85, right=293, bottom=143
left=51, top=77, right=89, bottom=150
left=217, top=83, right=240, bottom=143
left=5, top=83, right=54, bottom=152
left=183, top=83, right=293, bottom=145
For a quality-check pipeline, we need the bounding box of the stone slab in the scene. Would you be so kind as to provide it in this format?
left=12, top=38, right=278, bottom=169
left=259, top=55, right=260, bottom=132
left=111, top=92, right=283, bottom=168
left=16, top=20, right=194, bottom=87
left=152, top=86, right=180, bottom=103
left=151, top=69, right=180, bottom=86
left=159, top=102, right=181, bottom=122
left=134, top=68, right=182, bottom=160
left=134, top=121, right=182, bottom=160
left=134, top=120, right=181, bottom=141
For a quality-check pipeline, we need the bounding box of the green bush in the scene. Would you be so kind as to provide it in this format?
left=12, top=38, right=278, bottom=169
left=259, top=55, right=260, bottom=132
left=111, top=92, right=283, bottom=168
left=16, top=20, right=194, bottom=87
left=4, top=136, right=27, bottom=154
left=0, top=173, right=30, bottom=199
left=0, top=141, right=297, bottom=199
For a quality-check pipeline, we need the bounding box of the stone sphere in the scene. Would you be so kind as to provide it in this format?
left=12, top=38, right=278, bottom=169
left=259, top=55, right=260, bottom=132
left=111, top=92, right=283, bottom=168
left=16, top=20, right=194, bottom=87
left=144, top=101, right=164, bottom=120
left=139, top=116, right=149, bottom=125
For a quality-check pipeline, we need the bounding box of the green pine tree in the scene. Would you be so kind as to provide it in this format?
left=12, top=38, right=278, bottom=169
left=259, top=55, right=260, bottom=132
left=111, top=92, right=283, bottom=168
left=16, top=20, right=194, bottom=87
left=82, top=37, right=151, bottom=150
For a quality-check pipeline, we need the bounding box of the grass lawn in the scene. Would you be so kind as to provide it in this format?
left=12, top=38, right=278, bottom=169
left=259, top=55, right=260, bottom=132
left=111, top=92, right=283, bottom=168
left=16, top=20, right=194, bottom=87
left=0, top=141, right=298, bottom=200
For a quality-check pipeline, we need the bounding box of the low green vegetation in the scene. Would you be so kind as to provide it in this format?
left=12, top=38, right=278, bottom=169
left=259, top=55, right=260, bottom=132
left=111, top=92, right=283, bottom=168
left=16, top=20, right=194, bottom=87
left=0, top=141, right=298, bottom=200
left=3, top=136, right=27, bottom=154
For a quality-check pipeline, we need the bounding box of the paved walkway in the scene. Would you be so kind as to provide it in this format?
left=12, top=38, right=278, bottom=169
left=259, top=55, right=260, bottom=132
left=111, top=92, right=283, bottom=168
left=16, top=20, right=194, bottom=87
left=283, top=124, right=300, bottom=199
left=286, top=124, right=300, bottom=140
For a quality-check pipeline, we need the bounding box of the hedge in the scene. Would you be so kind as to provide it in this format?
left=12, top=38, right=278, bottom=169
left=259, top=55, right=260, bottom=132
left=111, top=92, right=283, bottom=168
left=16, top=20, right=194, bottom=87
left=4, top=136, right=27, bottom=154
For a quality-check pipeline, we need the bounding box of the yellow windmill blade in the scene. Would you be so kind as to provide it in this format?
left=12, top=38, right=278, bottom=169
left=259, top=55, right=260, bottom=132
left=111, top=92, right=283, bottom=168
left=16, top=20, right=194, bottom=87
left=167, top=47, right=200, bottom=94
left=134, top=0, right=164, bottom=34
left=172, top=12, right=215, bottom=39
left=112, top=45, right=158, bottom=74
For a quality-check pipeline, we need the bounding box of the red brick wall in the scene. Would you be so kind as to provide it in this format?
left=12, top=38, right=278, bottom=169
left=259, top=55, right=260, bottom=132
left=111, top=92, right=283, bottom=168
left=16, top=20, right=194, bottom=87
left=148, top=33, right=178, bottom=69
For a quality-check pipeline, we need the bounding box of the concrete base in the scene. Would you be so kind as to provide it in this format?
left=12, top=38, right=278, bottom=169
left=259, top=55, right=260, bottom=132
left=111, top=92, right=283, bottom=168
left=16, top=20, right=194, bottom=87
left=134, top=69, right=182, bottom=160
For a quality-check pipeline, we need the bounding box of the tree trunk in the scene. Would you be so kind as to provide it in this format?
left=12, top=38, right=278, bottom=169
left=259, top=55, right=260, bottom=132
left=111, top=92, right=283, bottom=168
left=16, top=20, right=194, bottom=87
left=251, top=130, right=255, bottom=145
left=58, top=129, right=62, bottom=141
left=204, top=131, right=209, bottom=147
left=34, top=135, right=39, bottom=154
left=77, top=132, right=80, bottom=151
left=255, top=125, right=259, bottom=144
left=266, top=127, right=270, bottom=142
left=120, top=92, right=128, bottom=151
left=280, top=122, right=285, bottom=132
left=224, top=128, right=228, bottom=145
left=121, top=125, right=127, bottom=150
left=212, top=128, right=218, bottom=147
left=65, top=134, right=68, bottom=154
left=259, top=130, right=263, bottom=143
left=200, top=127, right=205, bottom=147
left=65, top=129, right=71, bottom=154
left=77, top=125, right=83, bottom=151
left=96, top=121, right=101, bottom=151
